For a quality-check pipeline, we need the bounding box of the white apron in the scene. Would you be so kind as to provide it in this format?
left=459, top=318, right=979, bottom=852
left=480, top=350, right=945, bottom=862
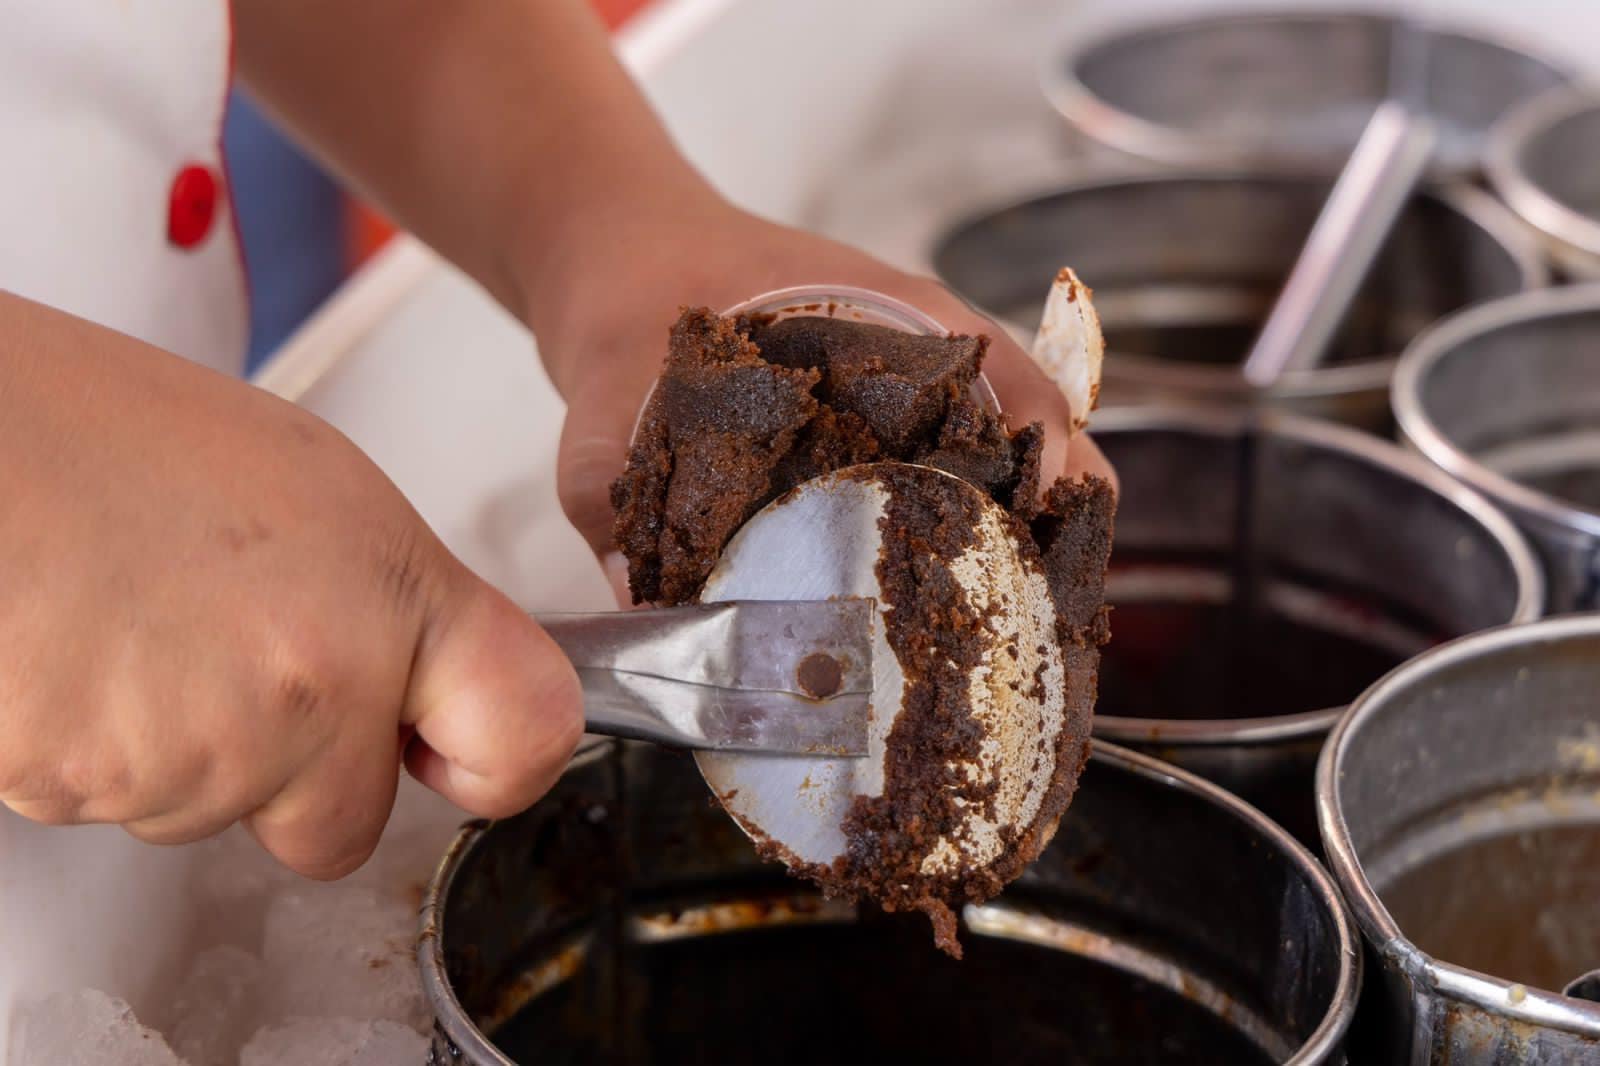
left=0, top=0, right=246, bottom=370
left=0, top=0, right=245, bottom=1046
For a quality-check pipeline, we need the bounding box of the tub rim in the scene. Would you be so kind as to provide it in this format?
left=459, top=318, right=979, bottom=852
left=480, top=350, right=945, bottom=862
left=419, top=739, right=1362, bottom=1065
left=1087, top=404, right=1544, bottom=748
left=1315, top=612, right=1600, bottom=1040
left=1485, top=84, right=1600, bottom=275
left=1039, top=6, right=1576, bottom=179
left=1392, top=282, right=1600, bottom=542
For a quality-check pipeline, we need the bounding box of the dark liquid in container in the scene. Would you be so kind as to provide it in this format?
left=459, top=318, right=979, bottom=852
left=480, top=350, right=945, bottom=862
left=1098, top=583, right=1421, bottom=721
left=490, top=917, right=1274, bottom=1065
left=1476, top=422, right=1600, bottom=512
left=1378, top=821, right=1600, bottom=993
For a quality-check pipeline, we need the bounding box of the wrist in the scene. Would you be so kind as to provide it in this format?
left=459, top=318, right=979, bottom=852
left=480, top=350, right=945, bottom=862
left=513, top=171, right=734, bottom=397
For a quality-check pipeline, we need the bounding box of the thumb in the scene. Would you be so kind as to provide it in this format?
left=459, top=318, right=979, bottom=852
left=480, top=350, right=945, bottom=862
left=556, top=410, right=629, bottom=561
left=557, top=372, right=652, bottom=607
left=402, top=566, right=584, bottom=818
left=554, top=334, right=662, bottom=561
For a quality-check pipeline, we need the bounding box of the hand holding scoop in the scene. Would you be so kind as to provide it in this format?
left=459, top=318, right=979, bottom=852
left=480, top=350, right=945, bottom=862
left=583, top=277, right=1109, bottom=952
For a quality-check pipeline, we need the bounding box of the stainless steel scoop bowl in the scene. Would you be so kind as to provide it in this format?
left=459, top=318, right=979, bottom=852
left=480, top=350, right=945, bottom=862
left=618, top=287, right=1056, bottom=872
left=1393, top=284, right=1600, bottom=613
left=931, top=174, right=1542, bottom=435
left=697, top=462, right=1066, bottom=876
left=421, top=739, right=1361, bottom=1065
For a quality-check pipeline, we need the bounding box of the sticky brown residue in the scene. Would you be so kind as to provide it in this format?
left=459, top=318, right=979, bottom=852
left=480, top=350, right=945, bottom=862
left=837, top=465, right=995, bottom=958
left=796, top=652, right=844, bottom=699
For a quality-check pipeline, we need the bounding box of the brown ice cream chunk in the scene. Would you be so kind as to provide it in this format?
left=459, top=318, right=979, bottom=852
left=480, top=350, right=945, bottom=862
left=614, top=309, right=1009, bottom=606
left=766, top=407, right=881, bottom=505
left=845, top=468, right=1111, bottom=955
left=1033, top=476, right=1117, bottom=647
left=747, top=316, right=983, bottom=455
left=610, top=305, right=1115, bottom=956
left=610, top=308, right=816, bottom=604
left=917, top=400, right=1040, bottom=510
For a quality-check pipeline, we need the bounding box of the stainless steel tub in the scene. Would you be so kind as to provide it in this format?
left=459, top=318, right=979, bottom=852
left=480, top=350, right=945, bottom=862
left=1393, top=285, right=1600, bottom=613
left=1318, top=615, right=1600, bottom=1064
left=932, top=175, right=1543, bottom=434
left=1045, top=10, right=1571, bottom=177
left=1091, top=406, right=1541, bottom=846
left=420, top=740, right=1360, bottom=1064
left=1487, top=85, right=1600, bottom=281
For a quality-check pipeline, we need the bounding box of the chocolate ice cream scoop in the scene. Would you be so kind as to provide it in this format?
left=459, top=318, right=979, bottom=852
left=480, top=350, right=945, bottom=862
left=609, top=282, right=1114, bottom=957
left=612, top=288, right=1010, bottom=607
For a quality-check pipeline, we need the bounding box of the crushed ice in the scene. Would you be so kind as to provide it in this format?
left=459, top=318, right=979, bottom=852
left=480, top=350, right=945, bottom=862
left=10, top=778, right=460, bottom=1064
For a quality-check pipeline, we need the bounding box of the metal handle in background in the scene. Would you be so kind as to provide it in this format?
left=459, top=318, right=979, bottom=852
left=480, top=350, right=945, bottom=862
left=1564, top=968, right=1600, bottom=1004
left=535, top=601, right=875, bottom=757
left=1240, top=99, right=1438, bottom=388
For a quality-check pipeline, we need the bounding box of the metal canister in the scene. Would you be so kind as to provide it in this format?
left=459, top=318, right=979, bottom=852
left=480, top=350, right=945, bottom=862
left=1393, top=285, right=1600, bottom=613
left=1090, top=406, right=1542, bottom=846
left=1487, top=85, right=1600, bottom=281
left=932, top=174, right=1543, bottom=434
left=421, top=740, right=1360, bottom=1064
left=1318, top=615, right=1600, bottom=1064
left=1044, top=10, right=1571, bottom=178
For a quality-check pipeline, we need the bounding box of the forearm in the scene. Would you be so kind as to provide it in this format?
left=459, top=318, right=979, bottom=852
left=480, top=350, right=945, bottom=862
left=0, top=289, right=310, bottom=542
left=230, top=0, right=716, bottom=337
left=1, top=290, right=206, bottom=464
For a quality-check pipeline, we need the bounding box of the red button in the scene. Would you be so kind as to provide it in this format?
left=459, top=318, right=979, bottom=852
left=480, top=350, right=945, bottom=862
left=167, top=164, right=219, bottom=249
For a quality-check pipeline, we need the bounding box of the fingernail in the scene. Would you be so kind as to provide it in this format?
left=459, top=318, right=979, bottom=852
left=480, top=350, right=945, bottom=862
left=602, top=552, right=637, bottom=609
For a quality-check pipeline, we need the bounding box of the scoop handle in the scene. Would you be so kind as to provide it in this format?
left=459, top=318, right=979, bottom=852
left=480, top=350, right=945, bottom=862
left=535, top=600, right=873, bottom=756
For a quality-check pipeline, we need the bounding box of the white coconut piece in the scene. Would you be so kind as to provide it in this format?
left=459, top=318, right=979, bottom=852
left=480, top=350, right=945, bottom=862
left=1029, top=267, right=1105, bottom=435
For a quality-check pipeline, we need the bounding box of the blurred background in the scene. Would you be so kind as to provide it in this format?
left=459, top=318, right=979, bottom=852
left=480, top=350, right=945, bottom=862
left=225, top=0, right=652, bottom=372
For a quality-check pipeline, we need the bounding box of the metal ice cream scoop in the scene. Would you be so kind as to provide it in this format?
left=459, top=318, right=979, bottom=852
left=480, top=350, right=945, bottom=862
left=538, top=600, right=874, bottom=756
left=696, top=462, right=1067, bottom=871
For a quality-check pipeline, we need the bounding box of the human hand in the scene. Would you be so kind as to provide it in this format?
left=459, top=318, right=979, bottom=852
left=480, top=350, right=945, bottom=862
left=525, top=195, right=1114, bottom=598
left=0, top=294, right=582, bottom=878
